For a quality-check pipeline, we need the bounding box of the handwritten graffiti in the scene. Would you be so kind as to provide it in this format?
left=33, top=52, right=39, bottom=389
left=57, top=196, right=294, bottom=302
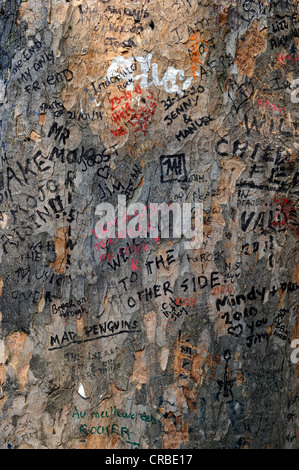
left=175, top=296, right=198, bottom=307
left=257, top=97, right=286, bottom=113
left=105, top=53, right=193, bottom=95
left=51, top=298, right=87, bottom=320
left=277, top=52, right=299, bottom=64
left=49, top=320, right=140, bottom=350
left=79, top=423, right=131, bottom=440
left=110, top=87, right=158, bottom=137
left=161, top=297, right=189, bottom=321
left=173, top=330, right=198, bottom=378
left=216, top=350, right=234, bottom=402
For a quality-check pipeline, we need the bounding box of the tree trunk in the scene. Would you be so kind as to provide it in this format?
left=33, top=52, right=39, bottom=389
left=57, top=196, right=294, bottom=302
left=0, top=0, right=298, bottom=449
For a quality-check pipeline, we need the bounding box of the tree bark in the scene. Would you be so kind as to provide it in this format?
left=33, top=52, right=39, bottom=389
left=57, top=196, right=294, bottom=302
left=0, top=0, right=298, bottom=449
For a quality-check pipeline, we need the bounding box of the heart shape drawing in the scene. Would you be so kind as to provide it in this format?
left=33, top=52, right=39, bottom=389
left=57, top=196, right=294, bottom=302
left=228, top=324, right=243, bottom=337
left=97, top=165, right=110, bottom=179
left=227, top=80, right=255, bottom=114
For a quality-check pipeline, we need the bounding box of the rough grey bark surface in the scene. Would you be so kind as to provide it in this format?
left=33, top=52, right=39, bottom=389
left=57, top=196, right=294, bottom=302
left=0, top=0, right=298, bottom=449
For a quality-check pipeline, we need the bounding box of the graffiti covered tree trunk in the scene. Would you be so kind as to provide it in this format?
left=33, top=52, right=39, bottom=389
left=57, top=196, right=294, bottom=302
left=0, top=0, right=298, bottom=449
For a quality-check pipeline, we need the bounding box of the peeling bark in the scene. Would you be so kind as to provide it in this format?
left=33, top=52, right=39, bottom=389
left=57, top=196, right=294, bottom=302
left=0, top=0, right=298, bottom=450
